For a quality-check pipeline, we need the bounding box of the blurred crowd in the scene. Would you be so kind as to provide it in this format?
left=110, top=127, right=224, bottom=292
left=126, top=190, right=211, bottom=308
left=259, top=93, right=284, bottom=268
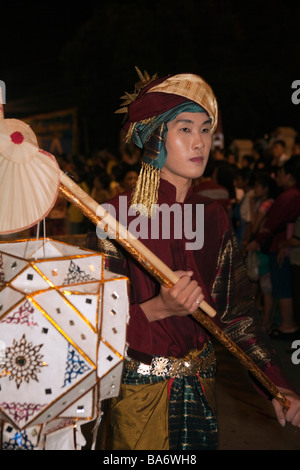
left=194, top=137, right=300, bottom=340
left=44, top=132, right=300, bottom=340
left=44, top=140, right=142, bottom=236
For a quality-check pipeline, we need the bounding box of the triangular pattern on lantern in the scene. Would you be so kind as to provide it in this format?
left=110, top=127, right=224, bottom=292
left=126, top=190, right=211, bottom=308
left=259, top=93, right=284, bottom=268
left=0, top=238, right=129, bottom=437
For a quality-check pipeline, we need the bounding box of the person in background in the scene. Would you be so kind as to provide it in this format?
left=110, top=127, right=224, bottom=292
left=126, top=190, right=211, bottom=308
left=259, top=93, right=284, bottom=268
left=213, top=160, right=237, bottom=218
left=241, top=154, right=255, bottom=169
left=194, top=158, right=230, bottom=211
left=118, top=163, right=140, bottom=192
left=246, top=172, right=278, bottom=330
left=66, top=163, right=90, bottom=234
left=90, top=170, right=111, bottom=205
left=248, top=156, right=300, bottom=340
left=233, top=167, right=255, bottom=250
left=276, top=215, right=300, bottom=331
left=225, top=149, right=239, bottom=168
left=271, top=139, right=289, bottom=168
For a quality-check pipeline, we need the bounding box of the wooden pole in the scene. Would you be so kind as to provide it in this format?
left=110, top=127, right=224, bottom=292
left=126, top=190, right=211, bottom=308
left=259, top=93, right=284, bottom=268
left=59, top=171, right=289, bottom=409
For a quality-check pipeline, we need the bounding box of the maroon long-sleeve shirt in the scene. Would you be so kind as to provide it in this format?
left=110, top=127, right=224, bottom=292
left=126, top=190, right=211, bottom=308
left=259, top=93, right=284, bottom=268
left=95, top=179, right=294, bottom=391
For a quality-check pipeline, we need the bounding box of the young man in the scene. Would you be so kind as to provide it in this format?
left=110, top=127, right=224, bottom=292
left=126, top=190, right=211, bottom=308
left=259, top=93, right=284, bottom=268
left=96, top=72, right=300, bottom=450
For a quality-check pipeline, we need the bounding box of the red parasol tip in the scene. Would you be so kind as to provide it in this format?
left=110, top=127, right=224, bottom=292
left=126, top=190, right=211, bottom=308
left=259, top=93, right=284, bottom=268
left=10, top=131, right=24, bottom=144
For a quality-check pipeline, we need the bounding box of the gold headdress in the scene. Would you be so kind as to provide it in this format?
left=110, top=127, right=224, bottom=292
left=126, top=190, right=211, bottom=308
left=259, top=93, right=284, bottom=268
left=116, top=68, right=218, bottom=217
left=115, top=67, right=158, bottom=120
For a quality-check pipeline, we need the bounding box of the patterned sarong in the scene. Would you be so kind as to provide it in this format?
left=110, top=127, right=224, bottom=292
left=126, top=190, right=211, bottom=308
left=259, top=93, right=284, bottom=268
left=99, top=342, right=218, bottom=450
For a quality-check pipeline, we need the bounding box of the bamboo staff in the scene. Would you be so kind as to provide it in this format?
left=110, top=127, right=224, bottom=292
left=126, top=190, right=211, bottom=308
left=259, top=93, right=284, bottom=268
left=0, top=92, right=288, bottom=408
left=59, top=171, right=289, bottom=408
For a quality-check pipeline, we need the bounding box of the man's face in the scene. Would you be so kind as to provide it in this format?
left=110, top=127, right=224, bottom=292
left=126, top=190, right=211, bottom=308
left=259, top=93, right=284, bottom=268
left=122, top=171, right=138, bottom=191
left=254, top=181, right=266, bottom=198
left=235, top=175, right=246, bottom=189
left=162, top=112, right=212, bottom=182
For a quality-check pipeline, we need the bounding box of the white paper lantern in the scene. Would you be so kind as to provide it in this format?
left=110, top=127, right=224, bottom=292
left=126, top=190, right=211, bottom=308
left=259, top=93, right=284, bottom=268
left=0, top=238, right=129, bottom=448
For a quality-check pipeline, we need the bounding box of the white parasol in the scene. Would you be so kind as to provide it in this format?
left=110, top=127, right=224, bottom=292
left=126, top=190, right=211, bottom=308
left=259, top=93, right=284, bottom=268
left=0, top=118, right=60, bottom=234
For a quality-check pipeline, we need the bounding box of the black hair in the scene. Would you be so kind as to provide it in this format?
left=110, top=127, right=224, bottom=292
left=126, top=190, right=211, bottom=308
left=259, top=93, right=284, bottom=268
left=214, top=161, right=236, bottom=199
left=253, top=170, right=279, bottom=199
left=118, top=162, right=141, bottom=183
left=202, top=156, right=216, bottom=178
left=236, top=167, right=255, bottom=186
left=242, top=154, right=255, bottom=166
left=93, top=169, right=111, bottom=190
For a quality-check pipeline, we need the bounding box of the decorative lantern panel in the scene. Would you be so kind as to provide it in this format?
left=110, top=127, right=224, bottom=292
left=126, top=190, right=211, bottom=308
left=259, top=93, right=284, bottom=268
left=0, top=238, right=129, bottom=437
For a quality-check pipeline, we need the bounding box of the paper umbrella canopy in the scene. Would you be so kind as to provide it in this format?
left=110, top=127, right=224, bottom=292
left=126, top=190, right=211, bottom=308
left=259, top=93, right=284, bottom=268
left=0, top=118, right=60, bottom=235
left=0, top=238, right=129, bottom=449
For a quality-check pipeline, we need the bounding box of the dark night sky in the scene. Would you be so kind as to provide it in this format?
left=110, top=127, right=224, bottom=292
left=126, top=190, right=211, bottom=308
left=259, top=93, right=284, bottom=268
left=1, top=0, right=300, bottom=154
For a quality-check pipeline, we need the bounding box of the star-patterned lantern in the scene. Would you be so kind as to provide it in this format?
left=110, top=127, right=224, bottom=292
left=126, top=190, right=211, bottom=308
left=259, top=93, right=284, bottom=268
left=0, top=238, right=129, bottom=444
